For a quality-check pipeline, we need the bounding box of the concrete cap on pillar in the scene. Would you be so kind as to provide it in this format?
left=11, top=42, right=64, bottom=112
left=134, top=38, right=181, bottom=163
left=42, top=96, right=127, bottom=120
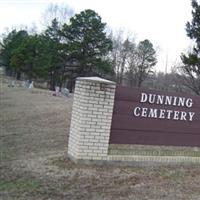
left=77, top=77, right=116, bottom=85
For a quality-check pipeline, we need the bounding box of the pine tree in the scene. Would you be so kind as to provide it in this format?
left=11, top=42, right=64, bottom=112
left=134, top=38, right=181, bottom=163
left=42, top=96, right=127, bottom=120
left=0, top=30, right=28, bottom=78
left=44, top=19, right=65, bottom=90
left=61, top=9, right=112, bottom=78
left=181, top=0, right=200, bottom=95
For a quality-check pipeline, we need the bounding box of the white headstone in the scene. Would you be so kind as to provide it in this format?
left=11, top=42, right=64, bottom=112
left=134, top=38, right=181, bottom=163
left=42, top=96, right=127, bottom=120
left=61, top=88, right=69, bottom=97
left=29, top=81, right=34, bottom=89
left=55, top=86, right=60, bottom=96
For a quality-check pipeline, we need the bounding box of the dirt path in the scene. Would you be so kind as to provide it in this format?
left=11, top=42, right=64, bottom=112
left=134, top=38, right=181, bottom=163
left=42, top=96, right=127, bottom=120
left=1, top=85, right=200, bottom=200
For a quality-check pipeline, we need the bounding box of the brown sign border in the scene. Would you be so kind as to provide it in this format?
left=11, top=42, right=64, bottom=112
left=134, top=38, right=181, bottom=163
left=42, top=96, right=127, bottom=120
left=110, top=86, right=200, bottom=147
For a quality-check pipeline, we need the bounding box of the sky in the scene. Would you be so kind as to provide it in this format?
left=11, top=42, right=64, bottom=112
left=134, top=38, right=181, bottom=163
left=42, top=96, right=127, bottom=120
left=0, top=0, right=193, bottom=72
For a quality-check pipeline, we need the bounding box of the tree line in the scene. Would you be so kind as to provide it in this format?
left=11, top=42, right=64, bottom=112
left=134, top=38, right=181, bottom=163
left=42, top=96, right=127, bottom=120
left=0, top=1, right=200, bottom=95
left=0, top=6, right=158, bottom=92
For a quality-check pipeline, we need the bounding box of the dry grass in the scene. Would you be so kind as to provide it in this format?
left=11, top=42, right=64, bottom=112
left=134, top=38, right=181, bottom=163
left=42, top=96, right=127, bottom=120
left=1, top=83, right=200, bottom=200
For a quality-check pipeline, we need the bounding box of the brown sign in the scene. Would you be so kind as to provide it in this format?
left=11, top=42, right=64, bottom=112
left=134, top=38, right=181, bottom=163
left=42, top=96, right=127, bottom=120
left=110, top=86, right=200, bottom=147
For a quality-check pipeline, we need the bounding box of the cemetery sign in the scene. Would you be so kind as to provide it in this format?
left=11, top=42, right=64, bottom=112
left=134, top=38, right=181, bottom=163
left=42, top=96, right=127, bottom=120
left=110, top=86, right=200, bottom=147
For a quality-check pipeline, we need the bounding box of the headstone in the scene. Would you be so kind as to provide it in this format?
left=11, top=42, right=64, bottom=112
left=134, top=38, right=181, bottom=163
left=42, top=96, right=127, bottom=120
left=28, top=81, right=34, bottom=89
left=26, top=80, right=30, bottom=88
left=61, top=88, right=69, bottom=97
left=12, top=80, right=15, bottom=87
left=21, top=81, right=26, bottom=88
left=8, top=80, right=15, bottom=87
left=55, top=86, right=60, bottom=96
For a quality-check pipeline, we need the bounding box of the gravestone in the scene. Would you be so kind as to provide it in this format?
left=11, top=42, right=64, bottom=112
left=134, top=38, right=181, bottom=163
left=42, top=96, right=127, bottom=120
left=28, top=81, right=34, bottom=89
left=61, top=88, right=69, bottom=97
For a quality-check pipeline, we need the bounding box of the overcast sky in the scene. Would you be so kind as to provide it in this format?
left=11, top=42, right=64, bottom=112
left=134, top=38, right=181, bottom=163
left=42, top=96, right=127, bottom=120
left=0, top=0, right=193, bottom=72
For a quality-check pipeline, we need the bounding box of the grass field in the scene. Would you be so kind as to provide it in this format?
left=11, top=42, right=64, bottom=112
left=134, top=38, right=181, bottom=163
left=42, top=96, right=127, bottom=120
left=1, top=84, right=200, bottom=200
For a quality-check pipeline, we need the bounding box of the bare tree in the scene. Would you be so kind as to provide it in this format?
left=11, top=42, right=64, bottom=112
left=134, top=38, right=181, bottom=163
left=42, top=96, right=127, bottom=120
left=176, top=61, right=200, bottom=95
left=126, top=39, right=157, bottom=87
left=41, top=3, right=74, bottom=27
left=110, top=31, right=136, bottom=84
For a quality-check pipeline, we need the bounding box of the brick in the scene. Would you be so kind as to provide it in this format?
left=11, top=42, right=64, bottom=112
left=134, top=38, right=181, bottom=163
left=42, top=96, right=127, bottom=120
left=85, top=121, right=97, bottom=125
left=87, top=114, right=97, bottom=118
left=84, top=135, right=95, bottom=139
left=88, top=107, right=98, bottom=111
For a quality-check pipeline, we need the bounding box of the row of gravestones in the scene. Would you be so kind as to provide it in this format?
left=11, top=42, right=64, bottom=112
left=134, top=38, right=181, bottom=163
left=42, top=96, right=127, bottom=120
left=8, top=79, right=70, bottom=97
left=8, top=80, right=34, bottom=89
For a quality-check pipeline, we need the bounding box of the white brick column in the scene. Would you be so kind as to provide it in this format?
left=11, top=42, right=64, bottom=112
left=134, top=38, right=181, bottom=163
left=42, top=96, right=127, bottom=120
left=68, top=77, right=116, bottom=161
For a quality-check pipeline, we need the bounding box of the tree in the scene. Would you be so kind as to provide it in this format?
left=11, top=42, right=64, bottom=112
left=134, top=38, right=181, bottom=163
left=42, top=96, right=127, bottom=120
left=0, top=29, right=28, bottom=78
left=10, top=35, right=50, bottom=80
left=109, top=32, right=157, bottom=87
left=1, top=9, right=113, bottom=92
left=180, top=0, right=200, bottom=95
left=44, top=19, right=65, bottom=90
left=10, top=20, right=66, bottom=89
left=0, top=24, right=65, bottom=88
left=60, top=9, right=113, bottom=90
left=110, top=31, right=136, bottom=84
left=127, top=39, right=157, bottom=87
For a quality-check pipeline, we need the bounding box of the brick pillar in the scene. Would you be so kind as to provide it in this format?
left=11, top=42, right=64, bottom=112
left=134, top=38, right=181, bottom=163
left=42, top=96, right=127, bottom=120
left=68, top=77, right=116, bottom=161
